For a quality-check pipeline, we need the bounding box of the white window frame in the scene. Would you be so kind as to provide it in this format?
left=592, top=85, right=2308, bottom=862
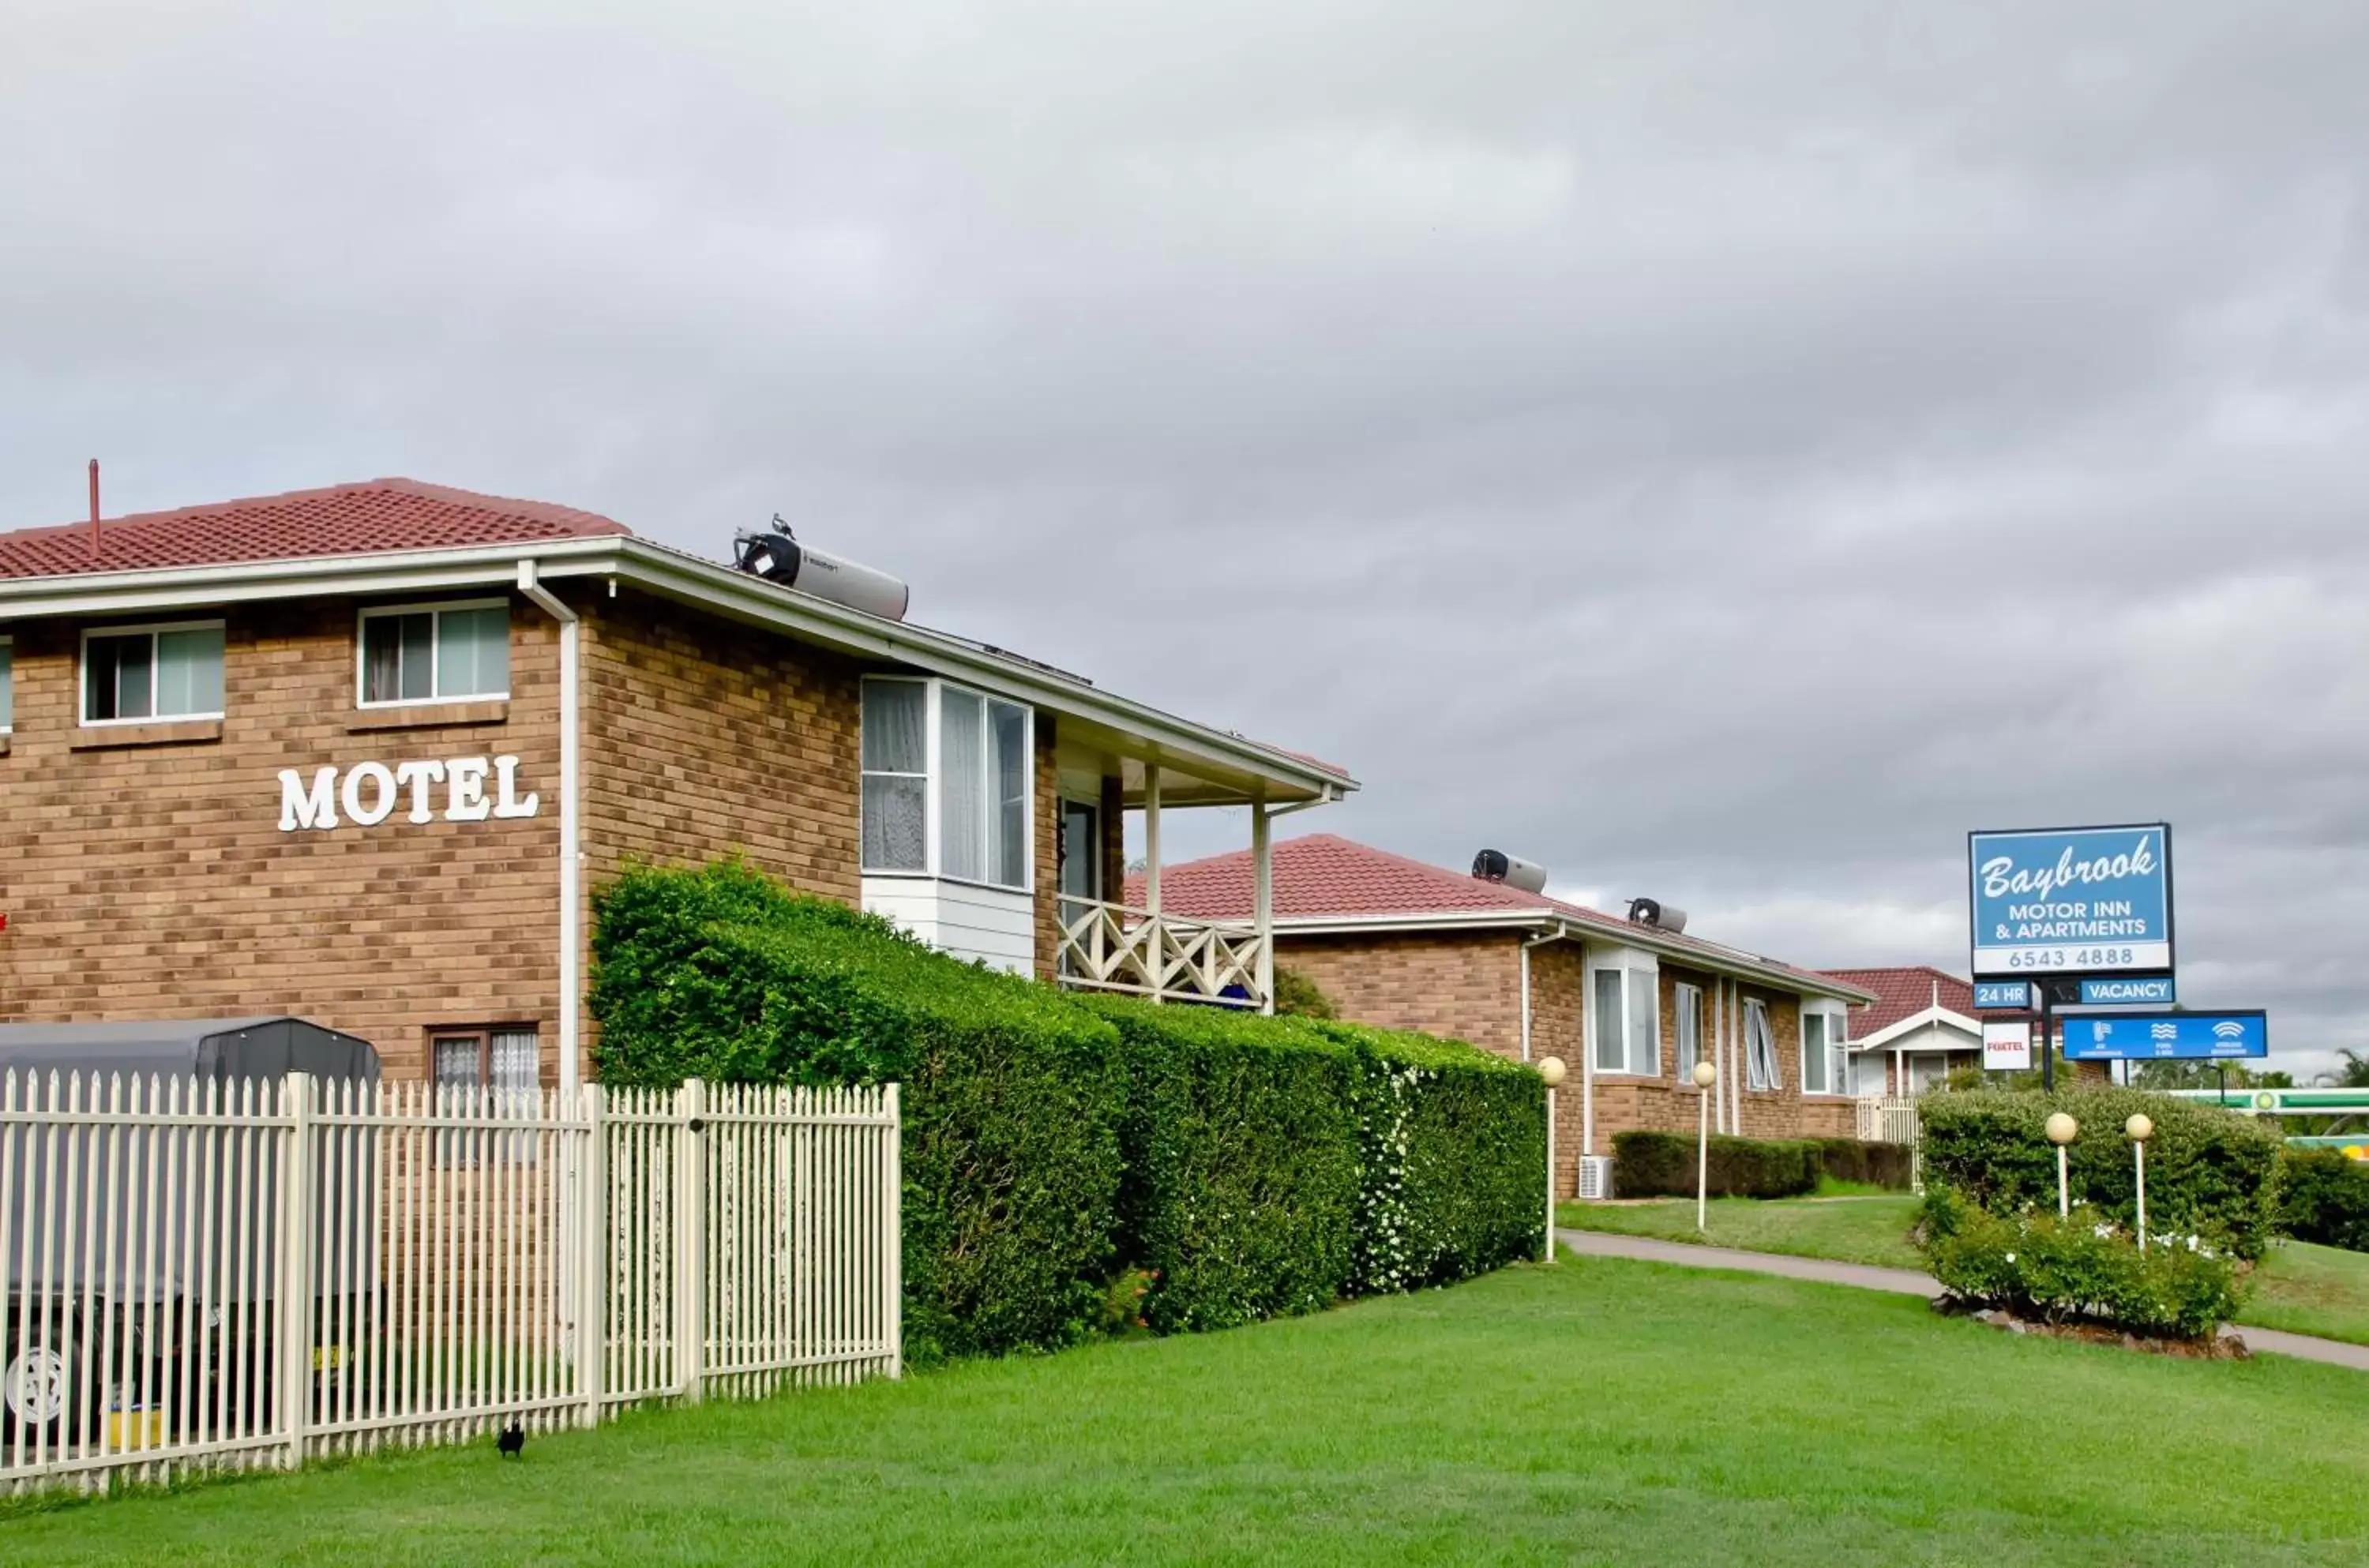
left=0, top=633, right=13, bottom=735
left=1744, top=996, right=1780, bottom=1092
left=78, top=618, right=227, bottom=728
left=1587, top=949, right=1661, bottom=1078
left=859, top=674, right=1034, bottom=895
left=1800, top=1000, right=1851, bottom=1097
left=355, top=598, right=512, bottom=709
left=1673, top=982, right=1703, bottom=1078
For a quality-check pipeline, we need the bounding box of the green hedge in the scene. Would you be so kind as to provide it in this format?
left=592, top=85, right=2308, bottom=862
left=1611, top=1131, right=1821, bottom=1199
left=591, top=861, right=1128, bottom=1364
left=1815, top=1137, right=1916, bottom=1191
left=1917, top=1089, right=2284, bottom=1260
left=2278, top=1148, right=2369, bottom=1252
left=1313, top=1021, right=1546, bottom=1292
left=1076, top=996, right=1363, bottom=1334
left=591, top=860, right=1548, bottom=1360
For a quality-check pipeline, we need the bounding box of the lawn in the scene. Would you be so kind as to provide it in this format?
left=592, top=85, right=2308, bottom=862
left=1559, top=1195, right=2369, bottom=1346
left=9, top=1258, right=2369, bottom=1566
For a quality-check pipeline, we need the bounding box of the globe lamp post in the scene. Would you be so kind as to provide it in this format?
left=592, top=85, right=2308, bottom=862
left=2126, top=1113, right=2155, bottom=1248
left=1691, top=1060, right=1718, bottom=1232
left=2044, top=1112, right=2079, bottom=1218
left=1537, top=1056, right=1567, bottom=1262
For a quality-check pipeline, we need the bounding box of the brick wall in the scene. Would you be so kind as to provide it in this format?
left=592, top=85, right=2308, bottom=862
left=0, top=597, right=562, bottom=1082
left=1274, top=930, right=1522, bottom=1056
left=578, top=587, right=863, bottom=906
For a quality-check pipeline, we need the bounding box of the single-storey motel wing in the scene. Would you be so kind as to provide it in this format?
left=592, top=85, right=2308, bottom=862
left=1129, top=834, right=1877, bottom=1199
left=0, top=478, right=1354, bottom=1094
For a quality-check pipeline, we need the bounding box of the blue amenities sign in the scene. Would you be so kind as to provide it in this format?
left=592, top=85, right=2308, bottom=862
left=1973, top=981, right=2035, bottom=1011
left=2061, top=1011, right=2266, bottom=1061
left=2078, top=976, right=2176, bottom=1007
left=1968, top=823, right=2173, bottom=979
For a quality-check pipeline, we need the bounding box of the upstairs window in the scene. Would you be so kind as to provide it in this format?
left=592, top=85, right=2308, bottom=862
left=359, top=601, right=510, bottom=706
left=0, top=636, right=12, bottom=733
left=1802, top=1003, right=1850, bottom=1095
left=82, top=621, right=224, bottom=725
left=1590, top=962, right=1661, bottom=1076
left=861, top=676, right=1032, bottom=891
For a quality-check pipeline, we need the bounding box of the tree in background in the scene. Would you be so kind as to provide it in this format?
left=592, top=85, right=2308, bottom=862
left=1272, top=967, right=1338, bottom=1020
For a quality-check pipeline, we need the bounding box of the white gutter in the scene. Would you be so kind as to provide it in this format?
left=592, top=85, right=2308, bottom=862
left=516, top=560, right=582, bottom=1098
left=0, top=535, right=1352, bottom=805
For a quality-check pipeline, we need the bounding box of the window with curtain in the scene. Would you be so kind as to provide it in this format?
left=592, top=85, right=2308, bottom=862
left=1592, top=969, right=1625, bottom=1072
left=939, top=686, right=986, bottom=880
left=1627, top=969, right=1660, bottom=1075
left=1591, top=966, right=1661, bottom=1075
left=433, top=1026, right=542, bottom=1163
left=1674, top=984, right=1703, bottom=1076
left=1803, top=1011, right=1830, bottom=1093
left=83, top=623, right=224, bottom=723
left=359, top=602, right=510, bottom=705
left=861, top=677, right=1031, bottom=889
left=861, top=679, right=929, bottom=871
left=1744, top=999, right=1778, bottom=1090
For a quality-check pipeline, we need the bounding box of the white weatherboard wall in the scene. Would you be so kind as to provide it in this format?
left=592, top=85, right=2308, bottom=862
left=862, top=876, right=1036, bottom=974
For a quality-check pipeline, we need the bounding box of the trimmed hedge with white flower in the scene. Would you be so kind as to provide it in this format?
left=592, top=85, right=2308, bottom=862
left=594, top=859, right=1546, bottom=1363
left=1921, top=1187, right=2243, bottom=1339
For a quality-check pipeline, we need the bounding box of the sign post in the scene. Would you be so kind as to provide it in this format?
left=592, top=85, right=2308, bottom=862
left=1969, top=824, right=2175, bottom=1088
left=2059, top=1011, right=2268, bottom=1062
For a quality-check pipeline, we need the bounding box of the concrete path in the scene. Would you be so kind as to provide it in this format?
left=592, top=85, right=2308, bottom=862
left=1555, top=1228, right=2369, bottom=1374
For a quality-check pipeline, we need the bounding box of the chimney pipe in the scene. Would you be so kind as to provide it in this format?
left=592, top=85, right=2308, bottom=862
left=88, top=460, right=100, bottom=561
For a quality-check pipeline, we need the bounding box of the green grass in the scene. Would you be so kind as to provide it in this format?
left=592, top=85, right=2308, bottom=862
left=2243, top=1240, right=2369, bottom=1346
left=7, top=1259, right=2368, bottom=1566
left=1559, top=1195, right=2369, bottom=1345
left=1559, top=1194, right=1928, bottom=1270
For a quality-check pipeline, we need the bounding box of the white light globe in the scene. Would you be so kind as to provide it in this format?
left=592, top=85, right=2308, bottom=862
left=2125, top=1113, right=2154, bottom=1143
left=2044, top=1112, right=2079, bottom=1146
left=1537, top=1056, right=1567, bottom=1088
left=1691, top=1060, right=1718, bottom=1089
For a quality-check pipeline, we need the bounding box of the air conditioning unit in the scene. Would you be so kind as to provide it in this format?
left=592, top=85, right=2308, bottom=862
left=1576, top=1155, right=1616, bottom=1202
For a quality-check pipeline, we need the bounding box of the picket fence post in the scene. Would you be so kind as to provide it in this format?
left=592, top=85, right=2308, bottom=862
left=576, top=1082, right=607, bottom=1430
left=275, top=1071, right=316, bottom=1471
left=883, top=1083, right=903, bottom=1379
left=675, top=1078, right=708, bottom=1404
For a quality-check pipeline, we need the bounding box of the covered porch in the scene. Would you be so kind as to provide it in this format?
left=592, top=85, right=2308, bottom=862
left=1050, top=733, right=1346, bottom=1013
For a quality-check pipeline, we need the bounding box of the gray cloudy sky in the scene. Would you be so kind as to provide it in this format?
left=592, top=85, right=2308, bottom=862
left=6, top=3, right=2366, bottom=1075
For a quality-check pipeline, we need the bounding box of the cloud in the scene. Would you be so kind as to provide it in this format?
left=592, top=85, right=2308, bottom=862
left=5, top=0, right=2366, bottom=1075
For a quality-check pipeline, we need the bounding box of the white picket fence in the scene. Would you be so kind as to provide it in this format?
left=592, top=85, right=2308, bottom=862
left=0, top=1071, right=899, bottom=1495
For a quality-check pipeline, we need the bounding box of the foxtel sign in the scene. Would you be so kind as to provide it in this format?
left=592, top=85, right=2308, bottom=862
left=277, top=756, right=539, bottom=831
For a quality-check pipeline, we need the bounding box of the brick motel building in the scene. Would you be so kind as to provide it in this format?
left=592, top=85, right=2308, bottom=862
left=0, top=478, right=1353, bottom=1097
left=1136, top=835, right=1876, bottom=1199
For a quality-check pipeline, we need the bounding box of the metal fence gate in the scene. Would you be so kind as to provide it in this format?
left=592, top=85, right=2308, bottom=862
left=0, top=1072, right=899, bottom=1495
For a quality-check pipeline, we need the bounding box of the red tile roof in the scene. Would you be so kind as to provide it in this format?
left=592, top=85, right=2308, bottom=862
left=1820, top=966, right=1988, bottom=1040
left=1130, top=833, right=1857, bottom=996
left=0, top=478, right=630, bottom=579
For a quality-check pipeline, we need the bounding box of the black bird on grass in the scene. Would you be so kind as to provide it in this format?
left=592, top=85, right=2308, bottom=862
left=497, top=1420, right=525, bottom=1459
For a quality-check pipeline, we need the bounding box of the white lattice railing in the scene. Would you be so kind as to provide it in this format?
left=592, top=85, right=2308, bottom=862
left=1855, top=1094, right=1921, bottom=1146
left=1, top=1071, right=899, bottom=1497
left=1057, top=897, right=1268, bottom=1009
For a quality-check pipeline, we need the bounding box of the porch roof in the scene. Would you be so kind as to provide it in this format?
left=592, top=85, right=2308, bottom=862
left=0, top=478, right=1354, bottom=808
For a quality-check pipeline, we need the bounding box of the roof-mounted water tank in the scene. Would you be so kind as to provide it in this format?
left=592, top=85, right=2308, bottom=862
left=1471, top=849, right=1549, bottom=895
left=732, top=518, right=911, bottom=622
left=1627, top=897, right=1688, bottom=935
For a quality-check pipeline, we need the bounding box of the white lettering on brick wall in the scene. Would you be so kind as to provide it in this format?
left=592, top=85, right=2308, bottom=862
left=277, top=756, right=539, bottom=832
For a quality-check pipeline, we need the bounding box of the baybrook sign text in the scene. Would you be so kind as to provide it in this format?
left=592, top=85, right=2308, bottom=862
left=278, top=756, right=539, bottom=831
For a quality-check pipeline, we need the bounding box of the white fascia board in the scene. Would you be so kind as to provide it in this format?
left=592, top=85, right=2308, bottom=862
left=1275, top=908, right=1876, bottom=1003
left=0, top=535, right=1354, bottom=802
left=1849, top=1007, right=1982, bottom=1051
